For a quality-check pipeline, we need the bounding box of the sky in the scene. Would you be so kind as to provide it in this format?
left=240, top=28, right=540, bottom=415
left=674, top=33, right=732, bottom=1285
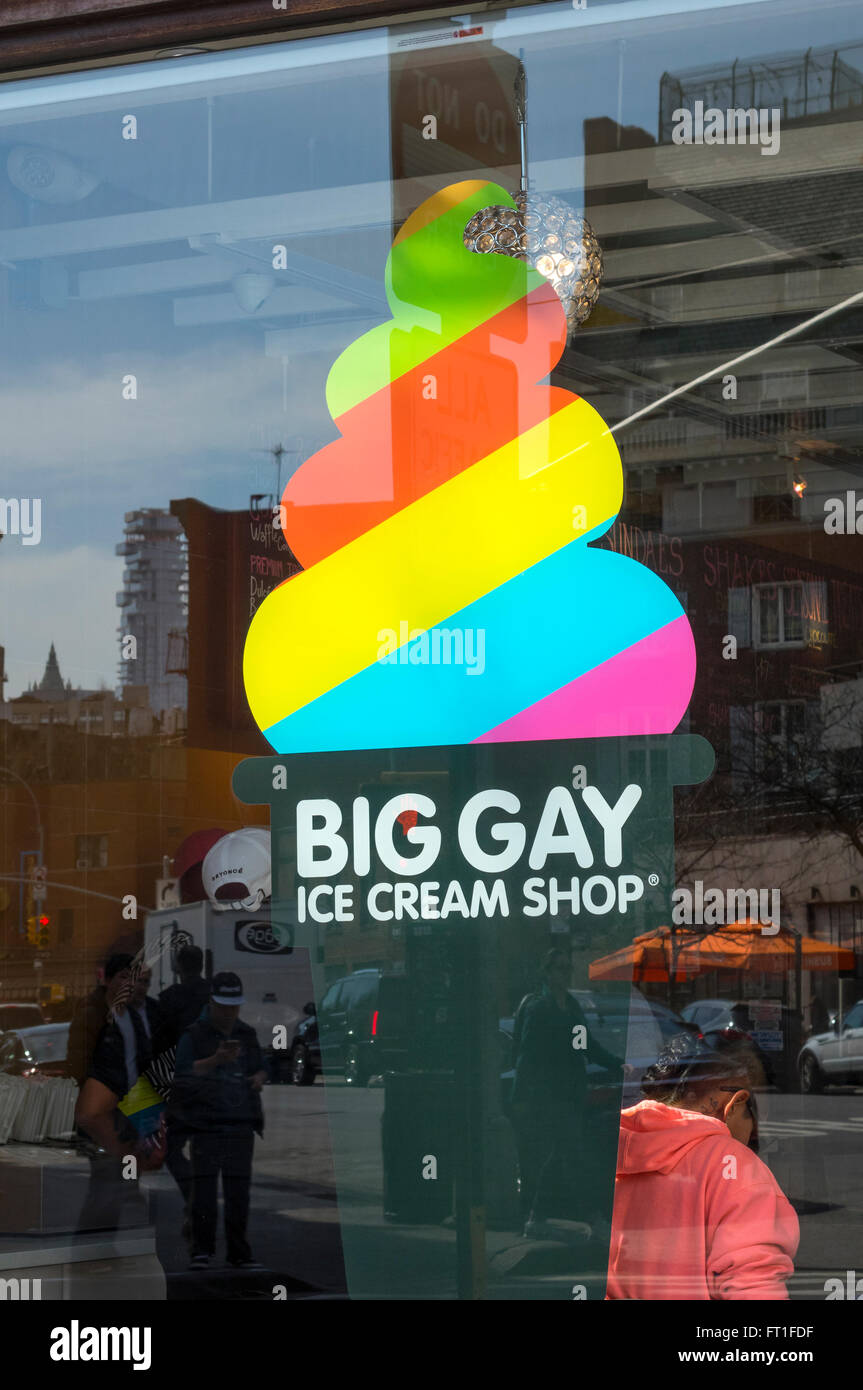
left=2, top=0, right=863, bottom=697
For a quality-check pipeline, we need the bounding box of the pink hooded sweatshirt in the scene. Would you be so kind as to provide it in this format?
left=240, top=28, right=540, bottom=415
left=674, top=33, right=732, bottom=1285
left=607, top=1100, right=799, bottom=1300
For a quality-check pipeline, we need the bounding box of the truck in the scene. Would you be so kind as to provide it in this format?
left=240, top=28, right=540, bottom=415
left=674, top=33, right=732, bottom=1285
left=143, top=900, right=314, bottom=1078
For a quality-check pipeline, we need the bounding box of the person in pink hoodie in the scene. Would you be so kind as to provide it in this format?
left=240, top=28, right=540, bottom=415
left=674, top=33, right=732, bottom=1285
left=607, top=1036, right=799, bottom=1300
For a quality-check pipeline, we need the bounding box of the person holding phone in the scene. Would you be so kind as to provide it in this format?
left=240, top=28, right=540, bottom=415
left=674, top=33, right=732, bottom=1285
left=75, top=954, right=170, bottom=1234
left=173, top=972, right=267, bottom=1271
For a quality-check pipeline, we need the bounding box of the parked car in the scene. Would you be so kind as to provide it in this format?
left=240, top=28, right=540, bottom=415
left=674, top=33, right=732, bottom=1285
left=501, top=988, right=697, bottom=1110
left=289, top=969, right=405, bottom=1087
left=797, top=998, right=863, bottom=1093
left=292, top=978, right=696, bottom=1097
left=680, top=998, right=800, bottom=1088
left=287, top=1002, right=318, bottom=1085
left=0, top=1022, right=70, bottom=1077
left=0, top=1003, right=44, bottom=1032
left=573, top=989, right=699, bottom=1107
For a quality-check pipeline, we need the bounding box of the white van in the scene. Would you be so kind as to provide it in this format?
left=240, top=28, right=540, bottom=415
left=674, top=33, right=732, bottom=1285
left=144, top=901, right=313, bottom=1070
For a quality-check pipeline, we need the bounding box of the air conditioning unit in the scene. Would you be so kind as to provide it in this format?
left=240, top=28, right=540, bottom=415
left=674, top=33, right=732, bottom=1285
left=75, top=858, right=88, bottom=870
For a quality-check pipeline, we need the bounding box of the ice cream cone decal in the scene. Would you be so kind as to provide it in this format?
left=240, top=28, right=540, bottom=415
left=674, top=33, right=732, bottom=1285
left=243, top=179, right=696, bottom=753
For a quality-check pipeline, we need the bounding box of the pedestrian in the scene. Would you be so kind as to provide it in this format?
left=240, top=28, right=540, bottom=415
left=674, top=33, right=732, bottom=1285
left=75, top=955, right=168, bottom=1233
left=111, top=960, right=169, bottom=1086
left=67, top=959, right=115, bottom=1088
left=511, top=946, right=623, bottom=1240
left=158, top=946, right=212, bottom=1228
left=808, top=993, right=830, bottom=1036
left=607, top=1034, right=799, bottom=1299
left=173, top=972, right=266, bottom=1271
left=159, top=945, right=211, bottom=1043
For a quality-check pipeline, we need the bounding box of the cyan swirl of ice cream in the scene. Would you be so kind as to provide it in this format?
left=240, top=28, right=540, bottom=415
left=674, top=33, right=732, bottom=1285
left=243, top=180, right=696, bottom=753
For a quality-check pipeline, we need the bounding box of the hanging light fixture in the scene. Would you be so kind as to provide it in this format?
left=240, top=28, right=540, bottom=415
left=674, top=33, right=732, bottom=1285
left=464, top=61, right=603, bottom=334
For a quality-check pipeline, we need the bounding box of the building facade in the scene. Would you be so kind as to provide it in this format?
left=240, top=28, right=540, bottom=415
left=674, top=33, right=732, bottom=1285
left=115, top=507, right=188, bottom=723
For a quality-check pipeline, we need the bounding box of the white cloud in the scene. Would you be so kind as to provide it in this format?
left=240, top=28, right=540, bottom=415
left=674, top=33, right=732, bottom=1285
left=0, top=342, right=338, bottom=501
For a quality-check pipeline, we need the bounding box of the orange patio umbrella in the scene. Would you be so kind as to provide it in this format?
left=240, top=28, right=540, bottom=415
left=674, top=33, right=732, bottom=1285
left=587, top=929, right=674, bottom=983
left=589, top=920, right=855, bottom=983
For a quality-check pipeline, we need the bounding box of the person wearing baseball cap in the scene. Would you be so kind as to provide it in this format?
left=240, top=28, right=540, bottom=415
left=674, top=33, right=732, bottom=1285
left=173, top=971, right=267, bottom=1271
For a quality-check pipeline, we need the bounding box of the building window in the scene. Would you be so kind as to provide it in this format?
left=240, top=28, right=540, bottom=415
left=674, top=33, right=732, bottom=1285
left=808, top=901, right=863, bottom=956
left=753, top=582, right=805, bottom=648
left=754, top=700, right=808, bottom=780
left=664, top=479, right=746, bottom=533
left=752, top=475, right=796, bottom=525
left=75, top=834, right=108, bottom=869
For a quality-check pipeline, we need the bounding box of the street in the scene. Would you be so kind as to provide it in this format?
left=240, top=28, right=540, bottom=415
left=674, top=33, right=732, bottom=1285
left=759, top=1090, right=863, bottom=1298
left=145, top=1080, right=863, bottom=1300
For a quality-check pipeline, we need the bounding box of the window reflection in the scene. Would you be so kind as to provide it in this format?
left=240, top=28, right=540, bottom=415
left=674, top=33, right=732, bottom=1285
left=0, top=0, right=862, bottom=1302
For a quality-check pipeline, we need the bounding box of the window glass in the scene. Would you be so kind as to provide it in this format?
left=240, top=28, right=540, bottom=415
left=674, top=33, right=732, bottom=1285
left=16, top=1025, right=68, bottom=1062
left=842, top=1002, right=863, bottom=1030
left=349, top=974, right=377, bottom=1005
left=320, top=983, right=344, bottom=1013
left=1, top=0, right=862, bottom=1306
left=339, top=978, right=362, bottom=1009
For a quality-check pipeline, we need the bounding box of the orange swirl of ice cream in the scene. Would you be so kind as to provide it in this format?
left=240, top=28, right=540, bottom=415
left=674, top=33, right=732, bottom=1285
left=242, top=180, right=696, bottom=753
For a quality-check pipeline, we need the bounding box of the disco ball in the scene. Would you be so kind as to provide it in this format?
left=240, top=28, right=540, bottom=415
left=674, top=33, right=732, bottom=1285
left=464, top=189, right=603, bottom=333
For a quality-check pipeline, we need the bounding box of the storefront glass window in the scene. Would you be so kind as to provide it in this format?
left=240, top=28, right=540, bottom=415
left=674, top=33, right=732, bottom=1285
left=1, top=0, right=862, bottom=1302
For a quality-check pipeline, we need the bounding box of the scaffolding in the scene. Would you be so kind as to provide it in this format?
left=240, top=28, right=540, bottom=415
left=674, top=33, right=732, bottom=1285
left=659, top=42, right=863, bottom=142
left=115, top=508, right=188, bottom=719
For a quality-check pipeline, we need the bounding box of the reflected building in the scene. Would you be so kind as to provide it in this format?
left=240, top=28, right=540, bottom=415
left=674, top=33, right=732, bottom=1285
left=3, top=642, right=156, bottom=737
left=171, top=495, right=301, bottom=754
left=115, top=508, right=189, bottom=728
left=556, top=47, right=863, bottom=1013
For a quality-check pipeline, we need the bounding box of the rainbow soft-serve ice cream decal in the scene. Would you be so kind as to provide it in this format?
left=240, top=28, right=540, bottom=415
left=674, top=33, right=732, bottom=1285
left=243, top=180, right=696, bottom=754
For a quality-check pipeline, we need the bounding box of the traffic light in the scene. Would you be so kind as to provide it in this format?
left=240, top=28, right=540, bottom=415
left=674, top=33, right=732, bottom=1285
left=36, top=914, right=51, bottom=950
left=25, top=915, right=37, bottom=945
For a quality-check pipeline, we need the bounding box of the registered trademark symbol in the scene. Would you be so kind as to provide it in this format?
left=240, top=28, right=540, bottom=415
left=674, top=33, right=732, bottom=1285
left=648, top=873, right=660, bottom=887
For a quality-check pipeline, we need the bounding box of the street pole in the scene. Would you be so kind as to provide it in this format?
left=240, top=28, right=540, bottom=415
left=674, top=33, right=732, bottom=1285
left=784, top=924, right=803, bottom=1074
left=0, top=766, right=44, bottom=863
left=795, top=931, right=802, bottom=1031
